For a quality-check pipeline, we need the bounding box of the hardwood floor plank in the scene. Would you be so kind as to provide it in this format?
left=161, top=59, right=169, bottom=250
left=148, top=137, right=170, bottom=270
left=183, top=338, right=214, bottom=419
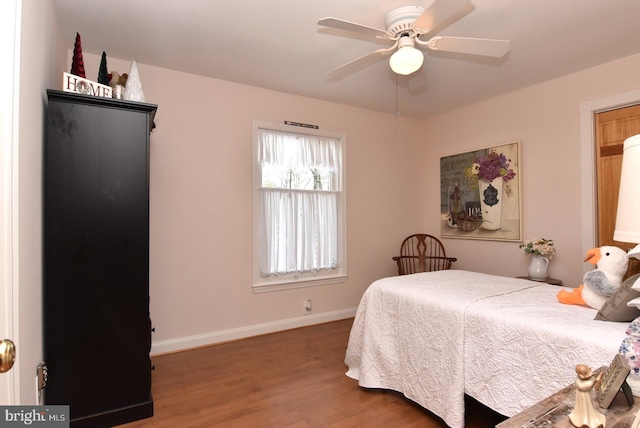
left=120, top=318, right=504, bottom=427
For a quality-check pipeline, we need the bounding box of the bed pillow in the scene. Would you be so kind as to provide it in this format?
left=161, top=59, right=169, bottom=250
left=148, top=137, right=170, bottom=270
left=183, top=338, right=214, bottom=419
left=595, top=273, right=640, bottom=322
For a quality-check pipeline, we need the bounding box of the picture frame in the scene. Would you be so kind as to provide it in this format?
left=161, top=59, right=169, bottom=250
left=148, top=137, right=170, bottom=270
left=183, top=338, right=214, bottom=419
left=440, top=141, right=522, bottom=242
left=596, top=353, right=633, bottom=409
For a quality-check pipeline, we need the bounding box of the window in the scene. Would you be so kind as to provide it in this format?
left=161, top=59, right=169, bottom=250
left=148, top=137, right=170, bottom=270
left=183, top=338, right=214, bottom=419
left=252, top=121, right=347, bottom=292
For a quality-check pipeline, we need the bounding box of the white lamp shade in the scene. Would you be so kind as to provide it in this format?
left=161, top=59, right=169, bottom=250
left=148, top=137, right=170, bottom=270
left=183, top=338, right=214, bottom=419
left=614, top=134, right=640, bottom=244
left=389, top=46, right=424, bottom=75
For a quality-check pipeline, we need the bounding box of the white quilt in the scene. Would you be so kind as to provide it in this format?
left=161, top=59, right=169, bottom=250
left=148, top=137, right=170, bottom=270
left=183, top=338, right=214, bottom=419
left=464, top=284, right=628, bottom=417
left=344, top=270, right=629, bottom=428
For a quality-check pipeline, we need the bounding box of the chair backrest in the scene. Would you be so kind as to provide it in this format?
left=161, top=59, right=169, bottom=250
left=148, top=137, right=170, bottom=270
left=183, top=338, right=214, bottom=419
left=394, top=234, right=456, bottom=275
left=624, top=256, right=640, bottom=282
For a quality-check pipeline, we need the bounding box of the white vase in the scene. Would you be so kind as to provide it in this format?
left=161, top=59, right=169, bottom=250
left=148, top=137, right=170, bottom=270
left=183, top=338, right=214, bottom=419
left=528, top=254, right=549, bottom=281
left=478, top=176, right=503, bottom=230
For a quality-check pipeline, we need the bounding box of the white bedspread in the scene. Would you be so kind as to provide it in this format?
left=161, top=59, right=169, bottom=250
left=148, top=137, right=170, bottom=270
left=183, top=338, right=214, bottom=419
left=344, top=270, right=539, bottom=428
left=344, top=270, right=629, bottom=428
left=464, top=284, right=627, bottom=417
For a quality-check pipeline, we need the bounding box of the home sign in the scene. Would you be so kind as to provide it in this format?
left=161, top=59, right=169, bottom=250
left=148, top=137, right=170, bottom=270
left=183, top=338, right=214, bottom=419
left=62, top=72, right=112, bottom=98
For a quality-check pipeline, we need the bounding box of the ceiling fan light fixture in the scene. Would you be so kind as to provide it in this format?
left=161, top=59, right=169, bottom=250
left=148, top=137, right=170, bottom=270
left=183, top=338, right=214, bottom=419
left=389, top=37, right=424, bottom=75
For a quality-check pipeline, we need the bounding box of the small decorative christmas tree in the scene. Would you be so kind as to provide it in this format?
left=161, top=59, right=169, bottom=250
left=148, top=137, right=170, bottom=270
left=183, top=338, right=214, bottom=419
left=70, top=33, right=86, bottom=78
left=123, top=60, right=146, bottom=102
left=97, top=52, right=109, bottom=85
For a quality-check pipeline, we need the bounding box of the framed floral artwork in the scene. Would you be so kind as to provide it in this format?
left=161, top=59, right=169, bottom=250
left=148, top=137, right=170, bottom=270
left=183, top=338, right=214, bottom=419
left=440, top=141, right=522, bottom=241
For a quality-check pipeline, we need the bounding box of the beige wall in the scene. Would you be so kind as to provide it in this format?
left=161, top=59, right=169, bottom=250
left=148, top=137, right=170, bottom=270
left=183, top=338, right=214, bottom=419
left=422, top=52, right=640, bottom=288
left=71, top=51, right=640, bottom=354
left=17, top=0, right=66, bottom=403
left=13, top=5, right=632, bottom=379
left=8, top=0, right=635, bottom=408
left=75, top=53, right=427, bottom=353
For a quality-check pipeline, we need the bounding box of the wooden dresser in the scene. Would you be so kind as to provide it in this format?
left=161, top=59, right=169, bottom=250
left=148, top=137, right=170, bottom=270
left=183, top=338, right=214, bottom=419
left=497, top=374, right=639, bottom=427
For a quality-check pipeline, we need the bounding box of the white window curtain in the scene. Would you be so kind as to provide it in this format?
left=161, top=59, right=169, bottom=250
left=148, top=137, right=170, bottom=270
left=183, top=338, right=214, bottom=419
left=257, top=128, right=342, bottom=277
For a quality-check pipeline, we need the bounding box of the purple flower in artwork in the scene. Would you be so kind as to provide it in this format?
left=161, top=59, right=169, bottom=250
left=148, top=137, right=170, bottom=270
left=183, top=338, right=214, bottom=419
left=465, top=151, right=515, bottom=183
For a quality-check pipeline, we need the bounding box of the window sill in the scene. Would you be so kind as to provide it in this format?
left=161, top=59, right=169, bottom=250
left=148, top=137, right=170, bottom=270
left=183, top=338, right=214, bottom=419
left=252, top=274, right=348, bottom=293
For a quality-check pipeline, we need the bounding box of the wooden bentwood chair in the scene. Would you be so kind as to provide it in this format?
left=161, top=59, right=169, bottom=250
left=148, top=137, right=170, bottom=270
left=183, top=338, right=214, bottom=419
left=392, top=234, right=457, bottom=275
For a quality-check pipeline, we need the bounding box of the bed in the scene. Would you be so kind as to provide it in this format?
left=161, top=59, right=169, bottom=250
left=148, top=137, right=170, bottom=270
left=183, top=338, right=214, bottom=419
left=344, top=270, right=630, bottom=428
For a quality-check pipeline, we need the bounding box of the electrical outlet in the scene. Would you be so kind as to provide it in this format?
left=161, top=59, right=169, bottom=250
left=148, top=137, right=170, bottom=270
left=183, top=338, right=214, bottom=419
left=304, top=299, right=312, bottom=314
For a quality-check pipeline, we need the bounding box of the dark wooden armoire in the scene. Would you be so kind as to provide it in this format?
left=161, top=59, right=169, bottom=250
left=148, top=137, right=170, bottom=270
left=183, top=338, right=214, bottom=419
left=43, top=89, right=157, bottom=427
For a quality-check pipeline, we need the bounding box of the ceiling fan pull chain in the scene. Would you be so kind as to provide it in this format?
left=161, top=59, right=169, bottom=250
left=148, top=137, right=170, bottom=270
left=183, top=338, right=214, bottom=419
left=395, top=74, right=400, bottom=118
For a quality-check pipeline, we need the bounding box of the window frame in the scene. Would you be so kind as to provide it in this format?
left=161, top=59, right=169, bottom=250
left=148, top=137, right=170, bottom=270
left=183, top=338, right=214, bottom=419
left=251, top=120, right=347, bottom=292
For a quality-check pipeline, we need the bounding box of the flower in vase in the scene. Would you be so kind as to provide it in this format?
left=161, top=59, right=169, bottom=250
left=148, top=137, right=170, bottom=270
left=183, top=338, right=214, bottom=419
left=464, top=151, right=515, bottom=183
left=519, top=238, right=556, bottom=259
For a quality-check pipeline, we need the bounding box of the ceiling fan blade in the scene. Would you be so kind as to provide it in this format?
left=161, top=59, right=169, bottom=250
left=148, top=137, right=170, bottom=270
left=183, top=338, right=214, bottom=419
left=318, top=17, right=388, bottom=38
left=412, top=0, right=470, bottom=36
left=327, top=44, right=397, bottom=79
left=424, top=36, right=511, bottom=57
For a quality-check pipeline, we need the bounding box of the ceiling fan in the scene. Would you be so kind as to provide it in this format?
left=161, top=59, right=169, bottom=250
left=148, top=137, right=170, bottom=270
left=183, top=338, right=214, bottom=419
left=318, top=0, right=511, bottom=77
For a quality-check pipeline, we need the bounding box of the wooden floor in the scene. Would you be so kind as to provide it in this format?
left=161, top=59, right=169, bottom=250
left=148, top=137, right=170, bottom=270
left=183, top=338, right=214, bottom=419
left=121, top=318, right=506, bottom=427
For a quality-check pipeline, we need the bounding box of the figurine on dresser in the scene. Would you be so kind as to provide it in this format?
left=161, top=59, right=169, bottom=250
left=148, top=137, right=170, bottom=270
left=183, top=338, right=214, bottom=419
left=570, top=364, right=607, bottom=428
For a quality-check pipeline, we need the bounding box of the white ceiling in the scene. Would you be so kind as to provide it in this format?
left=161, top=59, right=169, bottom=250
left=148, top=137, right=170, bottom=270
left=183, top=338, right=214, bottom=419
left=52, top=0, right=640, bottom=120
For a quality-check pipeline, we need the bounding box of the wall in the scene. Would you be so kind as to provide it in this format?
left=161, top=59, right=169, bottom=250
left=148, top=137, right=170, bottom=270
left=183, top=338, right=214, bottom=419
left=5, top=0, right=631, bottom=407
left=422, top=53, right=640, bottom=288
left=17, top=0, right=67, bottom=403
left=72, top=51, right=640, bottom=354
left=74, top=53, right=427, bottom=353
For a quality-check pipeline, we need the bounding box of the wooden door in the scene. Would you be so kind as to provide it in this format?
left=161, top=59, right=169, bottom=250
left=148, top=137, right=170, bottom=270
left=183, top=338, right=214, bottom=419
left=595, top=104, right=640, bottom=248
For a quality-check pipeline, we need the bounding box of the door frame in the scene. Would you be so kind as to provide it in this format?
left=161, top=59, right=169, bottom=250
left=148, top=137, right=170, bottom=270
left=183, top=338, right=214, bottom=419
left=580, top=88, right=640, bottom=276
left=0, top=0, right=20, bottom=405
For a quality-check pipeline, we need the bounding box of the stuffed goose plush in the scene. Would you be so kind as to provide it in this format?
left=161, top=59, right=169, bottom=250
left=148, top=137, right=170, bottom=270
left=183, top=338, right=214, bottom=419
left=557, top=246, right=629, bottom=310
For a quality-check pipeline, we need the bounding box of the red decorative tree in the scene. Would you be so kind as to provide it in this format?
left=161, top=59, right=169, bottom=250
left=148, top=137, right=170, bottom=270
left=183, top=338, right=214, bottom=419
left=70, top=33, right=86, bottom=78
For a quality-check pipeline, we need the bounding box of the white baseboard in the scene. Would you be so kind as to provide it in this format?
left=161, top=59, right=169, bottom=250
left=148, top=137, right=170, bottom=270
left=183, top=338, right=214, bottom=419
left=150, top=308, right=357, bottom=356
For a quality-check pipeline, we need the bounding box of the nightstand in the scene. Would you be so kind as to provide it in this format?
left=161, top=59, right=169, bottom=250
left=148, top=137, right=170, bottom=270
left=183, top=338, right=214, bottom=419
left=516, top=276, right=563, bottom=285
